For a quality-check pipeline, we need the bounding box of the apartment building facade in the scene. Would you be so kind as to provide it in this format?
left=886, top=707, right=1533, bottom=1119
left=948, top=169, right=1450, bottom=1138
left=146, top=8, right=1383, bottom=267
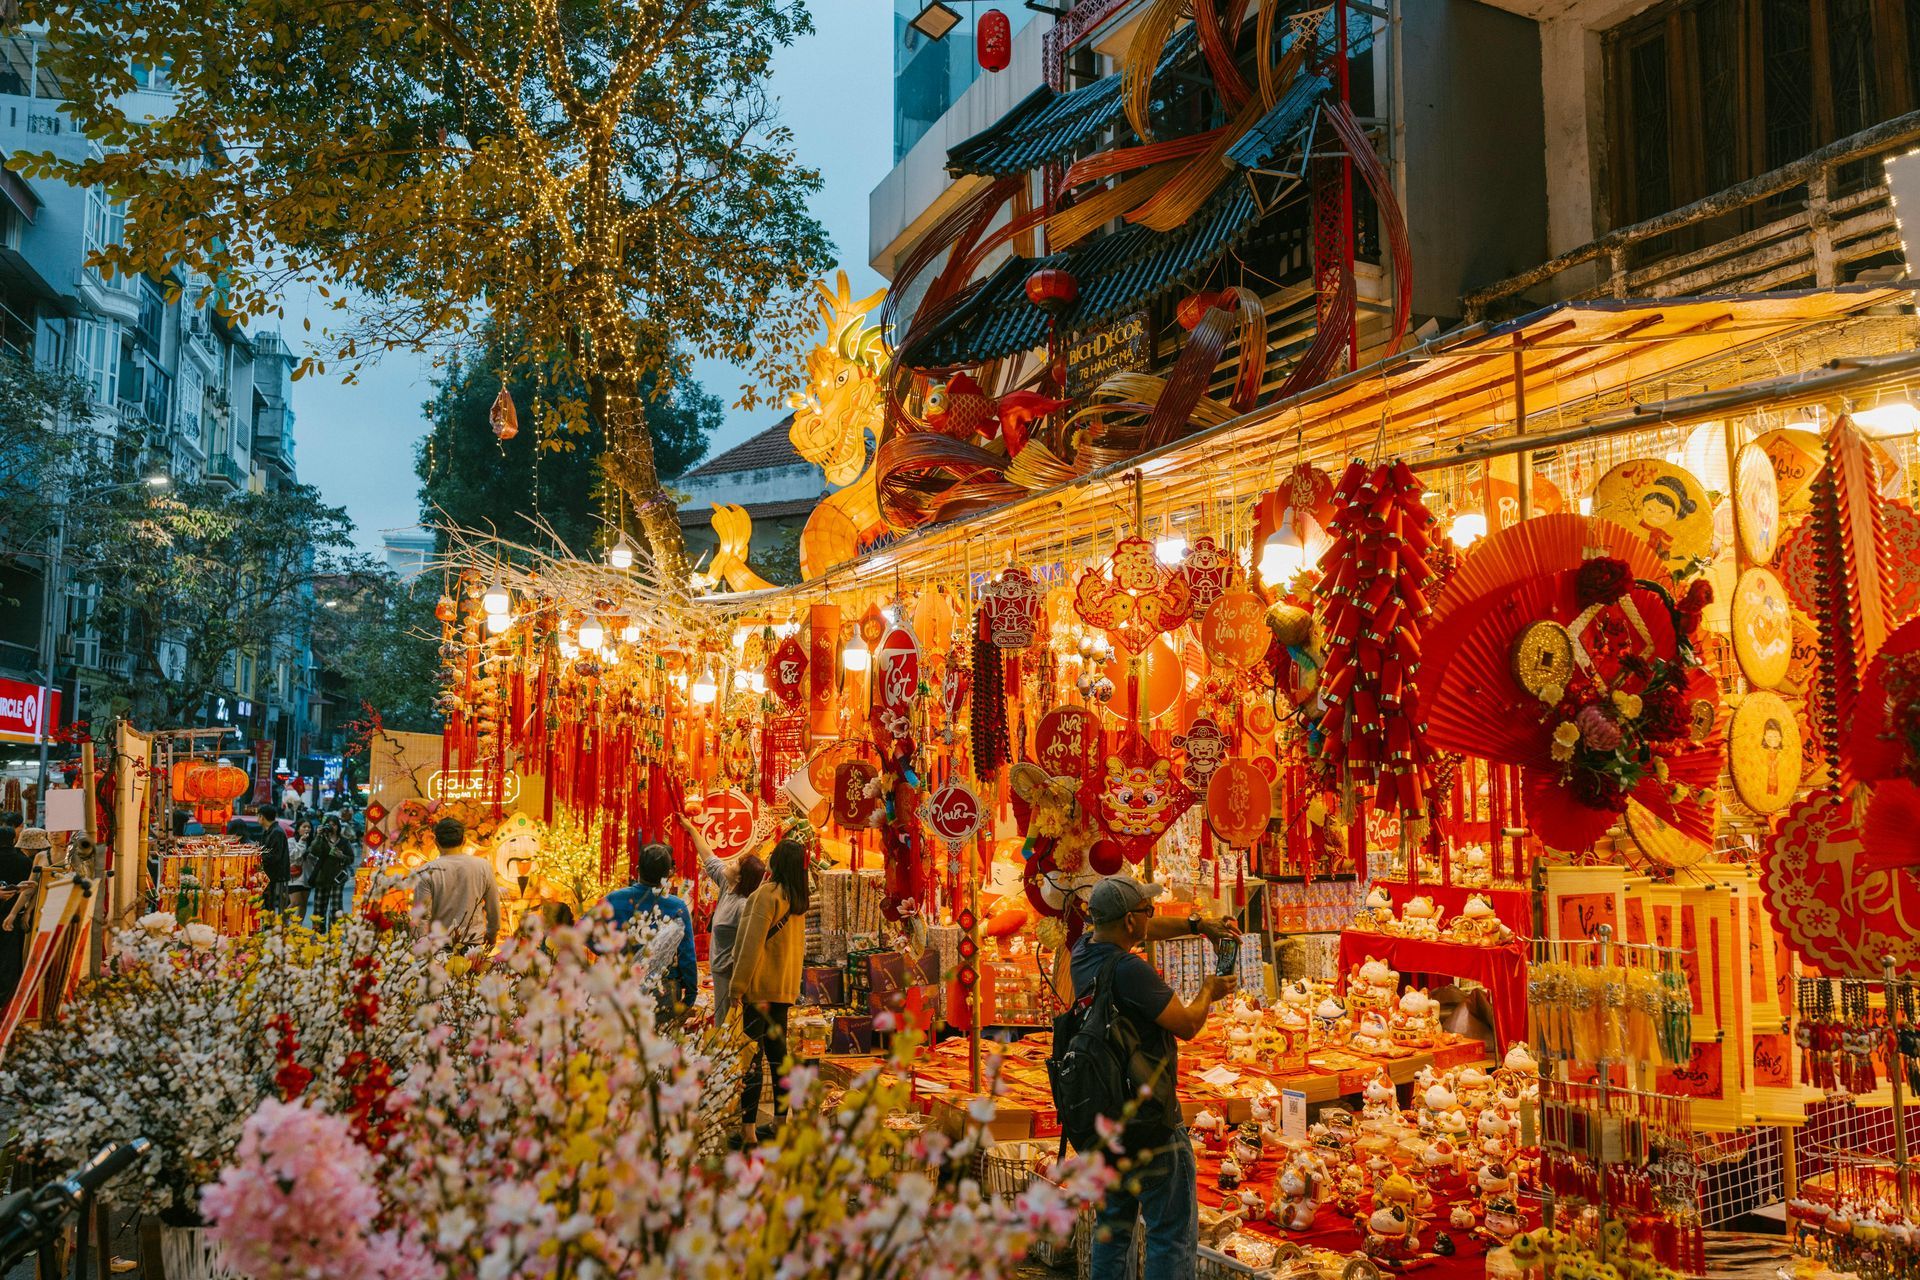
left=0, top=30, right=317, bottom=761
left=871, top=1, right=1918, bottom=408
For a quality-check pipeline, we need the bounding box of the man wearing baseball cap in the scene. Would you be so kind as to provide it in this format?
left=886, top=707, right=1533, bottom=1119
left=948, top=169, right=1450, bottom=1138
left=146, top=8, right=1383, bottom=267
left=1071, top=875, right=1238, bottom=1280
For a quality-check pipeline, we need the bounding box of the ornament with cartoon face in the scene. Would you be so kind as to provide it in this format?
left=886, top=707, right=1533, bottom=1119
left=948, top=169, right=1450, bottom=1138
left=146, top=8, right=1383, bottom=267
left=1093, top=735, right=1192, bottom=862
left=490, top=812, right=542, bottom=889
left=1174, top=716, right=1231, bottom=790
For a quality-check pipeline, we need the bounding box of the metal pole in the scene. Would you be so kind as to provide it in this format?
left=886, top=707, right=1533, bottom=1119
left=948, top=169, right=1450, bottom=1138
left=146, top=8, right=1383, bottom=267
left=1887, top=954, right=1912, bottom=1218
left=34, top=504, right=65, bottom=824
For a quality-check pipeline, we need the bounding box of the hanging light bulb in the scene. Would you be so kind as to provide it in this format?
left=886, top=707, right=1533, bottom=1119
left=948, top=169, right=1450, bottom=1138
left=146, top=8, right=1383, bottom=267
left=691, top=664, right=719, bottom=704
left=1257, top=512, right=1308, bottom=587
left=749, top=671, right=767, bottom=694
left=607, top=533, right=637, bottom=570
left=842, top=633, right=870, bottom=672
left=621, top=623, right=641, bottom=644
left=1449, top=512, right=1488, bottom=549
left=732, top=669, right=753, bottom=692
left=1154, top=532, right=1187, bottom=565
left=1854, top=401, right=1920, bottom=439
left=559, top=638, right=580, bottom=658
left=485, top=611, right=511, bottom=635
left=482, top=574, right=510, bottom=616
left=577, top=615, right=605, bottom=650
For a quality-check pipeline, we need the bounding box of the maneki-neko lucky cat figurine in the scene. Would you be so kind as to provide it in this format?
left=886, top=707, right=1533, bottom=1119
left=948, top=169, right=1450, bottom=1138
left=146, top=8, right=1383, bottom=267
left=1347, top=957, right=1399, bottom=1012
left=1447, top=894, right=1514, bottom=945
left=1355, top=883, right=1395, bottom=929
left=1391, top=987, right=1440, bottom=1048
left=1394, top=894, right=1441, bottom=938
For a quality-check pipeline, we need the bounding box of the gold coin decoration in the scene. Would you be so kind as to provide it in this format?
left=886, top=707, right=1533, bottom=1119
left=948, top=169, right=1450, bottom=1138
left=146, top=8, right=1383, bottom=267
left=1626, top=798, right=1713, bottom=870
left=1728, top=691, right=1803, bottom=815
left=1590, top=460, right=1715, bottom=580
left=1688, top=698, right=1718, bottom=742
left=1511, top=620, right=1575, bottom=701
left=1734, top=441, right=1782, bottom=565
left=1731, top=567, right=1793, bottom=689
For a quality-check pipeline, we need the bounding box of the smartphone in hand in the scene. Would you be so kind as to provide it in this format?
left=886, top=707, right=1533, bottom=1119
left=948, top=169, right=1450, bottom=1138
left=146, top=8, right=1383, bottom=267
left=1213, top=935, right=1241, bottom=977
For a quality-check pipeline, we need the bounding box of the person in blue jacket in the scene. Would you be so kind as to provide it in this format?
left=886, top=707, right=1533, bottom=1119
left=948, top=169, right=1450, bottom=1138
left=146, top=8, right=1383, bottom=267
left=601, top=843, right=697, bottom=1016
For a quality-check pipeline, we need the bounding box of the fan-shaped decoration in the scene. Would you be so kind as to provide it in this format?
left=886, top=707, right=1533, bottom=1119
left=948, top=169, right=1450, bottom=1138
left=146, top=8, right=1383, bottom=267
left=1589, top=459, right=1715, bottom=582
left=1434, top=514, right=1667, bottom=626
left=1075, top=536, right=1194, bottom=655
left=1207, top=758, right=1271, bottom=848
left=1777, top=499, right=1920, bottom=625
left=1806, top=415, right=1897, bottom=784
left=1730, top=568, right=1793, bottom=690
left=1728, top=690, right=1802, bottom=815
left=1734, top=441, right=1782, bottom=565
left=1761, top=788, right=1920, bottom=977
left=1316, top=460, right=1437, bottom=828
left=1843, top=616, right=1920, bottom=786
left=1418, top=553, right=1720, bottom=861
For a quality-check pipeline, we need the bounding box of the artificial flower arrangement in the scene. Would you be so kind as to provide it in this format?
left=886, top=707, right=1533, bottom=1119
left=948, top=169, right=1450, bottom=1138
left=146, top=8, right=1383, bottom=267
left=201, top=918, right=1110, bottom=1280
left=0, top=908, right=443, bottom=1220
left=1516, top=558, right=1719, bottom=847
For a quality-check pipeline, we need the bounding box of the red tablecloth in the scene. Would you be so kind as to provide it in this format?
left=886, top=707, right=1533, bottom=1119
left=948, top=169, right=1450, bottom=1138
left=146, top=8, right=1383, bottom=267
left=1338, top=931, right=1529, bottom=1047
left=1191, top=1139, right=1514, bottom=1278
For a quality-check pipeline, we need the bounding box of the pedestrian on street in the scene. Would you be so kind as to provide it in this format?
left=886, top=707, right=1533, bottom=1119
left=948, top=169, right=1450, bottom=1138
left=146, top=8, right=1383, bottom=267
left=1068, top=876, right=1238, bottom=1280
left=674, top=811, right=764, bottom=1019
left=404, top=816, right=500, bottom=951
left=257, top=805, right=291, bottom=915
left=601, top=845, right=698, bottom=1016
left=0, top=827, right=32, bottom=1007
left=306, top=816, right=351, bottom=932
left=287, top=816, right=314, bottom=923
left=728, top=838, right=809, bottom=1150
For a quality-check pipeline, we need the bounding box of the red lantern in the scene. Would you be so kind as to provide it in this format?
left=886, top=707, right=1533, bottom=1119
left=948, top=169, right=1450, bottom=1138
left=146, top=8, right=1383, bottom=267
left=1176, top=289, right=1238, bottom=331
left=1024, top=267, right=1078, bottom=315
left=976, top=8, right=1011, bottom=72
left=489, top=382, right=519, bottom=440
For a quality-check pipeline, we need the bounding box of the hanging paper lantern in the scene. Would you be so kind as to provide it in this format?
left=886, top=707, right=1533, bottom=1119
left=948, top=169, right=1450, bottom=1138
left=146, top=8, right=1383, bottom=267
left=489, top=382, right=519, bottom=440
left=1024, top=267, right=1078, bottom=315
left=976, top=8, right=1011, bottom=72
left=1176, top=289, right=1238, bottom=331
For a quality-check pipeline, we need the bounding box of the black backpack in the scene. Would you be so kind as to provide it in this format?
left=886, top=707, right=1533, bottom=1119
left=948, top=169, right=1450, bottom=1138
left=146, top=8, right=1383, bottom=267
left=1047, top=953, right=1174, bottom=1155
left=1048, top=953, right=1127, bottom=1154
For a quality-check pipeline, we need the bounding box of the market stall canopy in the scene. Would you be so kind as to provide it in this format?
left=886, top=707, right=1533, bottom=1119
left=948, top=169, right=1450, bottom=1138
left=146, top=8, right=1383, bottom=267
left=763, top=284, right=1915, bottom=593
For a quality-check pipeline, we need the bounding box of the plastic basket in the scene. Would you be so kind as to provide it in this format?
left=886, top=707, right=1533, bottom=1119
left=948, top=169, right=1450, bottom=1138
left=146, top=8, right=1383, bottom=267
left=981, top=1139, right=1079, bottom=1267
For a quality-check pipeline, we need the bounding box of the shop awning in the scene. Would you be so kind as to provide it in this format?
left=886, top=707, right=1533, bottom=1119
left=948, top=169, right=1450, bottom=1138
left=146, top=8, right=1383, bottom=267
left=773, top=284, right=1917, bottom=590
left=898, top=184, right=1261, bottom=370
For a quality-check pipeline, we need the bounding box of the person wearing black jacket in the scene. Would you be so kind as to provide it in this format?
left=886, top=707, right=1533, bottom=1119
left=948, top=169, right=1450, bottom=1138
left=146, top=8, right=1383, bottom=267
left=0, top=828, right=33, bottom=1006
left=258, top=804, right=291, bottom=916
left=305, top=816, right=351, bottom=932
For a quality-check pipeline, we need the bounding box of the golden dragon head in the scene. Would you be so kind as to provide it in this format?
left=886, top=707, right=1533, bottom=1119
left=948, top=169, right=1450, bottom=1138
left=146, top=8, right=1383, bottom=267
left=788, top=270, right=890, bottom=489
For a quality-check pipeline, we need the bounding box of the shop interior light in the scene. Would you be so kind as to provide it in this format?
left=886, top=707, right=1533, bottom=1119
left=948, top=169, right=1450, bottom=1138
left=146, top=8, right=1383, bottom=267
left=1854, top=401, right=1920, bottom=439
left=1256, top=512, right=1308, bottom=586
left=144, top=473, right=171, bottom=487
left=559, top=638, right=580, bottom=658
left=484, top=611, right=511, bottom=635
left=482, top=575, right=511, bottom=616
left=1449, top=511, right=1488, bottom=549
left=732, top=626, right=754, bottom=649
left=1154, top=533, right=1187, bottom=565
left=842, top=634, right=870, bottom=673
left=620, top=623, right=641, bottom=644
left=606, top=533, right=637, bottom=570
left=749, top=671, right=767, bottom=694
left=691, top=665, right=719, bottom=704
left=733, top=669, right=753, bottom=692
left=909, top=2, right=962, bottom=40
left=577, top=616, right=605, bottom=650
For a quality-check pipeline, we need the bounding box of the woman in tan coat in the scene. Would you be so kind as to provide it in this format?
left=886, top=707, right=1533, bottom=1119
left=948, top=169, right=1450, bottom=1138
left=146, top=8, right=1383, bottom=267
left=728, top=838, right=808, bottom=1148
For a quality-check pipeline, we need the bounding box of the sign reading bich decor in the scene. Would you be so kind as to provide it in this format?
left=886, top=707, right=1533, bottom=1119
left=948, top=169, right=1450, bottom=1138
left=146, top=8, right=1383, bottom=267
left=0, top=679, right=59, bottom=746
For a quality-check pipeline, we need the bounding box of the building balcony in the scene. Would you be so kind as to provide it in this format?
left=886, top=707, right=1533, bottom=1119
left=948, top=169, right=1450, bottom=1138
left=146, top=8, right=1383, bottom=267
left=206, top=452, right=248, bottom=489
left=1465, top=111, right=1920, bottom=321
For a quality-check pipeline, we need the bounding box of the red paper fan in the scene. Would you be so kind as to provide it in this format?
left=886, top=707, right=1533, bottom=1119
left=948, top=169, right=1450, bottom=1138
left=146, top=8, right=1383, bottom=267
left=1845, top=615, right=1920, bottom=785
left=1522, top=769, right=1617, bottom=850
left=1422, top=574, right=1573, bottom=765
left=1435, top=513, right=1667, bottom=629
left=1862, top=779, right=1920, bottom=874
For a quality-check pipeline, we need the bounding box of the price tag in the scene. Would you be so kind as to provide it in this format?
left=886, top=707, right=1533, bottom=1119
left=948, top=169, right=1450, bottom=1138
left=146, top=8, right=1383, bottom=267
left=1281, top=1089, right=1307, bottom=1143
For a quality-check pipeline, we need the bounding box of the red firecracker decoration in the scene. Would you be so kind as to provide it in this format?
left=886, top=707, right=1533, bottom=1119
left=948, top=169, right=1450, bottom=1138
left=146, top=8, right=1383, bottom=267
left=976, top=8, right=1011, bottom=72
left=1316, top=459, right=1437, bottom=832
left=1024, top=267, right=1078, bottom=315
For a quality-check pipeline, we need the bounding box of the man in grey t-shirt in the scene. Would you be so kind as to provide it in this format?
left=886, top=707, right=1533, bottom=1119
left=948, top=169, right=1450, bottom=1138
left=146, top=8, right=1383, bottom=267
left=406, top=816, right=500, bottom=950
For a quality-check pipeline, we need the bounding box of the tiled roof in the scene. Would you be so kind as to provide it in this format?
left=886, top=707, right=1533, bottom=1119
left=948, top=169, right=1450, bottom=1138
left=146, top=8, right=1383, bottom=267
left=1225, top=71, right=1330, bottom=170
left=897, top=184, right=1262, bottom=371
left=677, top=496, right=819, bottom=527
left=682, top=414, right=804, bottom=478
left=945, top=26, right=1198, bottom=179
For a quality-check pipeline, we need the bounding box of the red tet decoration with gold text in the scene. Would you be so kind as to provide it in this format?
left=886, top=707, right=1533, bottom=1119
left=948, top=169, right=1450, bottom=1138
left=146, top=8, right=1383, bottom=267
left=1075, top=536, right=1193, bottom=655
